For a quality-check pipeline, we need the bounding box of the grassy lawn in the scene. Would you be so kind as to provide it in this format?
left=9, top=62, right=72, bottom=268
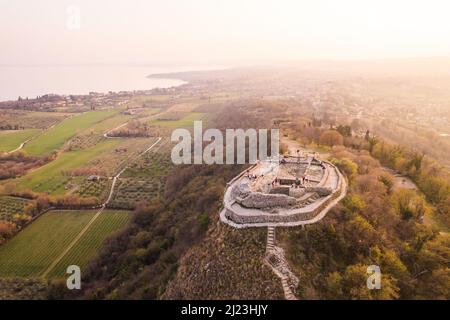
left=149, top=112, right=205, bottom=128
left=0, top=129, right=40, bottom=152
left=17, top=139, right=122, bottom=193
left=48, top=210, right=130, bottom=278
left=23, top=110, right=120, bottom=155
left=0, top=210, right=130, bottom=278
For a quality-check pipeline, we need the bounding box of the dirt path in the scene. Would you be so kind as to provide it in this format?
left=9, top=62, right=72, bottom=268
left=7, top=139, right=32, bottom=154
left=40, top=137, right=162, bottom=278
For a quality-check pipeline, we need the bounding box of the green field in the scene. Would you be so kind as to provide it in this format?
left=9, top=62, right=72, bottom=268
left=48, top=210, right=130, bottom=278
left=0, top=210, right=130, bottom=278
left=149, top=112, right=205, bottom=127
left=0, top=210, right=95, bottom=277
left=0, top=129, right=40, bottom=152
left=84, top=113, right=131, bottom=134
left=17, top=139, right=122, bottom=193
left=24, top=110, right=119, bottom=155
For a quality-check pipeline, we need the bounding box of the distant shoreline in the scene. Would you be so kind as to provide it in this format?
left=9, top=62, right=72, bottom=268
left=0, top=66, right=199, bottom=102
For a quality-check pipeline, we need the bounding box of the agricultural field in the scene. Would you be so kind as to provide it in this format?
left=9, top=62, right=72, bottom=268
left=9, top=136, right=158, bottom=197
left=48, top=210, right=130, bottom=278
left=108, top=146, right=172, bottom=209
left=24, top=109, right=120, bottom=155
left=124, top=108, right=164, bottom=125
left=76, top=177, right=112, bottom=202
left=85, top=137, right=156, bottom=176
left=0, top=110, right=70, bottom=130
left=0, top=210, right=130, bottom=278
left=107, top=177, right=160, bottom=209
left=0, top=129, right=40, bottom=152
left=0, top=95, right=183, bottom=288
left=143, top=107, right=162, bottom=114
left=83, top=112, right=131, bottom=134
left=0, top=196, right=30, bottom=222
left=149, top=112, right=205, bottom=128
left=128, top=94, right=173, bottom=106
left=63, top=133, right=105, bottom=151
left=166, top=101, right=202, bottom=113
left=121, top=147, right=172, bottom=178
left=16, top=139, right=122, bottom=194
left=0, top=210, right=96, bottom=277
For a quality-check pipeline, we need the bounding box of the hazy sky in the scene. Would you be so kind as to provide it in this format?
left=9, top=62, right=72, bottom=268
left=1, top=0, right=450, bottom=66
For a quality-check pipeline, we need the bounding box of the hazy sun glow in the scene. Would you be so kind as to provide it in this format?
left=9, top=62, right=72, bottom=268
left=1, top=0, right=450, bottom=65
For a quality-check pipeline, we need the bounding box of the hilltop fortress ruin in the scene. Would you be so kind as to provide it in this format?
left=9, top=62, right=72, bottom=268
left=220, top=150, right=347, bottom=228
left=219, top=147, right=348, bottom=299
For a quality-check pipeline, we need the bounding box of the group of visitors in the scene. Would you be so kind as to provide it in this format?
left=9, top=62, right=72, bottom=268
left=246, top=170, right=262, bottom=181
left=269, top=176, right=309, bottom=189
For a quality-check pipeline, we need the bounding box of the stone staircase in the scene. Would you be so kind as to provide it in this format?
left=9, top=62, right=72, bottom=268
left=296, top=192, right=321, bottom=208
left=267, top=226, right=275, bottom=251
left=265, top=226, right=299, bottom=300
left=305, top=193, right=320, bottom=205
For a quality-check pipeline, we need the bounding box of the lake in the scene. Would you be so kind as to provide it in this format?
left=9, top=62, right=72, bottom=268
left=0, top=66, right=192, bottom=101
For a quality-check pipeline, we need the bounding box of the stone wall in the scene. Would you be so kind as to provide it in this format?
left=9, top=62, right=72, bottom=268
left=305, top=186, right=332, bottom=196
left=224, top=164, right=346, bottom=225
left=232, top=183, right=297, bottom=209
left=238, top=192, right=297, bottom=209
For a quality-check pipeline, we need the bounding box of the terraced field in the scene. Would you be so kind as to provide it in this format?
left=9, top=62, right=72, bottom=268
left=24, top=110, right=119, bottom=155
left=0, top=210, right=129, bottom=278
left=0, top=129, right=40, bottom=152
